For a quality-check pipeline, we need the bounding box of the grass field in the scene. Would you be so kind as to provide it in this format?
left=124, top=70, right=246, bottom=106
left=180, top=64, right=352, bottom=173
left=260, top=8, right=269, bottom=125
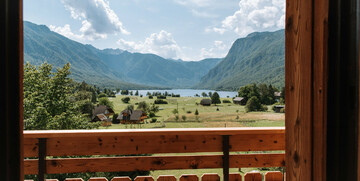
left=101, top=95, right=285, bottom=129
left=99, top=95, right=285, bottom=180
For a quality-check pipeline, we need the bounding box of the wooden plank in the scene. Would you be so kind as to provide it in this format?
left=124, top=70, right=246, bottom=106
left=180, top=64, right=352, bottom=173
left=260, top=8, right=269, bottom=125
left=230, top=134, right=285, bottom=151
left=23, top=138, right=38, bottom=157
left=23, top=154, right=285, bottom=174
left=244, top=172, right=262, bottom=181
left=111, top=177, right=132, bottom=181
left=264, top=171, right=283, bottom=181
left=134, top=176, right=154, bottom=181
left=312, top=0, right=328, bottom=180
left=285, top=0, right=313, bottom=179
left=179, top=174, right=198, bottom=181
left=157, top=175, right=177, bottom=181
left=64, top=179, right=84, bottom=181
left=88, top=178, right=108, bottom=181
left=201, top=174, right=220, bottom=181
left=229, top=173, right=242, bottom=181
left=22, top=133, right=285, bottom=157
left=44, top=135, right=222, bottom=156
left=23, top=128, right=285, bottom=138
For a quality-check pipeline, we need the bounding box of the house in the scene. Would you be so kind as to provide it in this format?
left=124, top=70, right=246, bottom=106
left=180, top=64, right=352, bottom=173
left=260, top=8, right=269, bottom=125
left=92, top=104, right=114, bottom=117
left=233, top=97, right=246, bottom=105
left=117, top=110, right=147, bottom=124
left=200, top=99, right=212, bottom=106
left=273, top=105, right=285, bottom=113
left=92, top=113, right=112, bottom=126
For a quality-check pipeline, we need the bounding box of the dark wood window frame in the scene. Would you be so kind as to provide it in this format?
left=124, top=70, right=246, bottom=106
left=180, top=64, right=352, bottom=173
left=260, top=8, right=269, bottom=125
left=1, top=0, right=360, bottom=180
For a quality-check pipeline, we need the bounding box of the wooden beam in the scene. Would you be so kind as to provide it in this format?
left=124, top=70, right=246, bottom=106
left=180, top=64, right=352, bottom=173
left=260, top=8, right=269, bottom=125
left=23, top=154, right=285, bottom=175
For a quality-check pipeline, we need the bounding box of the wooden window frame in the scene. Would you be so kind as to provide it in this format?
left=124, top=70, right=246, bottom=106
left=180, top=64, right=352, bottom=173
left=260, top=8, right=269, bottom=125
left=1, top=0, right=360, bottom=180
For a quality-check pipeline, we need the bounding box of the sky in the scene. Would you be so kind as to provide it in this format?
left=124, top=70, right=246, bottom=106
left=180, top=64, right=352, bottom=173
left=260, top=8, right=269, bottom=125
left=24, top=0, right=285, bottom=61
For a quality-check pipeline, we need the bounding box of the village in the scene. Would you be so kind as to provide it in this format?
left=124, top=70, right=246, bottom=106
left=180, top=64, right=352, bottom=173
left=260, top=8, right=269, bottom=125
left=90, top=91, right=285, bottom=129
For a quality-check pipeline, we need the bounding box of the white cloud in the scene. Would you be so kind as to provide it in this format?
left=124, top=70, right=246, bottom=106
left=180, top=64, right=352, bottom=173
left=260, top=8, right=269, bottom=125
left=117, top=30, right=182, bottom=59
left=174, top=0, right=212, bottom=7
left=53, top=0, right=129, bottom=40
left=200, top=40, right=229, bottom=59
left=49, top=24, right=83, bottom=40
left=214, top=0, right=285, bottom=37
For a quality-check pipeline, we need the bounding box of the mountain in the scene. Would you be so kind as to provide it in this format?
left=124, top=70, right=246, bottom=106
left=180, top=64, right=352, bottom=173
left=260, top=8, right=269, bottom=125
left=24, top=21, right=221, bottom=88
left=196, top=29, right=285, bottom=90
left=93, top=48, right=221, bottom=87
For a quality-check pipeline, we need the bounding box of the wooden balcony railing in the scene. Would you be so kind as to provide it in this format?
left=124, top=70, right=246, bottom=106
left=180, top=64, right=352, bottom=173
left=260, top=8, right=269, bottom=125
left=24, top=127, right=285, bottom=181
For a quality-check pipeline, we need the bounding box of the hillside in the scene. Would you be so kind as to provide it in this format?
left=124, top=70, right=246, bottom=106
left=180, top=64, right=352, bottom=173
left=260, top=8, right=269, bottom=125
left=196, top=29, right=285, bottom=90
left=24, top=21, right=221, bottom=88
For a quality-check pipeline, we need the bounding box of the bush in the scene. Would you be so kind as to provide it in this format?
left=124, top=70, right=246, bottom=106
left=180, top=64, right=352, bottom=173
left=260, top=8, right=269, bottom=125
left=151, top=118, right=157, bottom=123
left=181, top=115, right=187, bottom=121
left=112, top=113, right=120, bottom=124
left=148, top=112, right=155, bottom=118
left=245, top=96, right=267, bottom=112
left=223, top=99, right=231, bottom=103
left=148, top=95, right=153, bottom=99
left=121, top=97, right=130, bottom=103
left=157, top=95, right=166, bottom=99
left=154, top=99, right=168, bottom=104
left=186, top=110, right=192, bottom=114
left=194, top=109, right=199, bottom=115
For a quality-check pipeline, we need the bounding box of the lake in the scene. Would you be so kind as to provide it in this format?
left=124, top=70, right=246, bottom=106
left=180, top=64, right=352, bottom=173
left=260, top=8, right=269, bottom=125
left=124, top=89, right=238, bottom=98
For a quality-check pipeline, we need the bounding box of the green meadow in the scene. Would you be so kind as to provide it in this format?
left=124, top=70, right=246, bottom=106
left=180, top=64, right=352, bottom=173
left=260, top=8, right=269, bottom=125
left=102, top=95, right=285, bottom=129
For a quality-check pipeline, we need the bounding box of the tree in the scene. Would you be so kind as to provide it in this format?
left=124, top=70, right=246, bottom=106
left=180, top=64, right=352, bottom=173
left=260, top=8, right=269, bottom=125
left=121, top=97, right=131, bottom=103
left=245, top=96, right=267, bottom=112
left=23, top=62, right=100, bottom=130
left=201, top=92, right=208, bottom=97
left=172, top=109, right=179, bottom=115
left=238, top=83, right=260, bottom=103
left=194, top=109, right=199, bottom=115
left=181, top=115, right=187, bottom=122
left=137, top=101, right=149, bottom=112
left=135, top=90, right=139, bottom=96
left=98, top=97, right=114, bottom=109
left=211, top=92, right=221, bottom=105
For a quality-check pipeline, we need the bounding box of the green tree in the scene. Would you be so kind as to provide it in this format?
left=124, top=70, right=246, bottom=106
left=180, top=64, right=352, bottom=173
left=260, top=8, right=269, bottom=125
left=238, top=83, right=260, bottom=103
left=201, top=92, right=208, bottom=97
left=194, top=109, right=199, bottom=115
left=245, top=96, right=267, bottom=112
left=121, top=97, right=131, bottom=103
left=98, top=97, right=114, bottom=109
left=23, top=62, right=100, bottom=130
left=181, top=115, right=187, bottom=122
left=137, top=101, right=149, bottom=112
left=211, top=92, right=221, bottom=105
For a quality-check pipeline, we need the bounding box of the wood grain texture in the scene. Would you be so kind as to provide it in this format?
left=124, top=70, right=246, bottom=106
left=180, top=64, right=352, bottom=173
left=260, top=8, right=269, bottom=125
left=156, top=175, right=177, bottom=181
left=285, top=0, right=313, bottom=180
left=180, top=174, right=199, bottom=181
left=64, top=179, right=84, bottom=181
left=229, top=173, right=242, bottom=181
left=110, top=177, right=131, bottom=181
left=312, top=0, right=328, bottom=180
left=201, top=174, right=220, bottom=181
left=23, top=138, right=38, bottom=157
left=134, top=176, right=154, bottom=181
left=244, top=173, right=262, bottom=181
left=264, top=171, right=283, bottom=181
left=23, top=154, right=284, bottom=175
left=23, top=128, right=285, bottom=138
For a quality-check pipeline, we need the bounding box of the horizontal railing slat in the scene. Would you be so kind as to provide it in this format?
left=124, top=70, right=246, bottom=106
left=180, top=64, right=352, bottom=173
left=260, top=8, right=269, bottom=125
left=24, top=153, right=285, bottom=174
left=24, top=133, right=284, bottom=157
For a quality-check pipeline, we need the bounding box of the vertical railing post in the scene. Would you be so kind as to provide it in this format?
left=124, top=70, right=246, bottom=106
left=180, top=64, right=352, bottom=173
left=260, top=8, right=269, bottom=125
left=38, top=138, right=47, bottom=181
left=222, top=135, right=229, bottom=181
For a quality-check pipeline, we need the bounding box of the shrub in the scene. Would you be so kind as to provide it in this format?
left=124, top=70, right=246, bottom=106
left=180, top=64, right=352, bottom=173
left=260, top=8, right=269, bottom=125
left=194, top=109, right=199, bottom=115
left=148, top=95, right=153, bottom=99
left=112, top=113, right=120, bottom=124
left=186, top=110, right=192, bottom=114
left=154, top=99, right=168, bottom=104
left=149, top=112, right=155, bottom=118
left=181, top=115, right=187, bottom=121
left=151, top=118, right=157, bottom=123
left=157, top=95, right=166, bottom=99
left=121, top=97, right=130, bottom=103
left=245, top=96, right=267, bottom=112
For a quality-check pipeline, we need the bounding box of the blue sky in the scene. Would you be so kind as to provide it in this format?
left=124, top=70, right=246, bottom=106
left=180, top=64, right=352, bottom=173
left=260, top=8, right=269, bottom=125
left=24, top=0, right=285, bottom=61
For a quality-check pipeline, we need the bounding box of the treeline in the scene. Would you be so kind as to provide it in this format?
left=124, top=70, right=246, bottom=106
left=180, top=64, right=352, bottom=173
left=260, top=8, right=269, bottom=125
left=237, top=83, right=285, bottom=112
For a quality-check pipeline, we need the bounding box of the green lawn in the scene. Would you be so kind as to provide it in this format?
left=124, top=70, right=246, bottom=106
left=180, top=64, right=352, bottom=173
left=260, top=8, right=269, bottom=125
left=101, top=95, right=285, bottom=129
